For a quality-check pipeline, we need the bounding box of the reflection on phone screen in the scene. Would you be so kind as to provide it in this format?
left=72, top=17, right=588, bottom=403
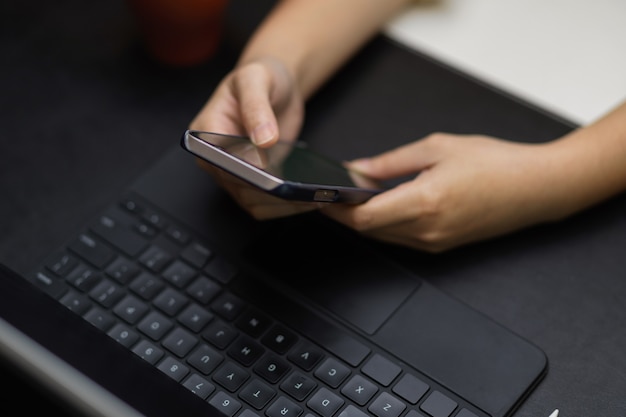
left=208, top=133, right=381, bottom=189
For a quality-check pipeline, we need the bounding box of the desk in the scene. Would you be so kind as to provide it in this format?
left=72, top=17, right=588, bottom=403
left=386, top=0, right=626, bottom=126
left=1, top=1, right=625, bottom=416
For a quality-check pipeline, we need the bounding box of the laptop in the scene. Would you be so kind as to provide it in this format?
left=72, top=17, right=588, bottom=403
left=0, top=35, right=574, bottom=417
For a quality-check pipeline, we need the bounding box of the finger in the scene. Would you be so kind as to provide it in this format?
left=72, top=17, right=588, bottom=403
left=360, top=226, right=447, bottom=253
left=348, top=134, right=449, bottom=180
left=188, top=78, right=247, bottom=135
left=361, top=227, right=418, bottom=249
left=234, top=64, right=280, bottom=147
left=235, top=187, right=322, bottom=219
left=321, top=180, right=422, bottom=230
left=215, top=174, right=323, bottom=217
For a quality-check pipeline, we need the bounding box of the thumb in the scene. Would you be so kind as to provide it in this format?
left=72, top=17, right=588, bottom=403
left=348, top=139, right=439, bottom=180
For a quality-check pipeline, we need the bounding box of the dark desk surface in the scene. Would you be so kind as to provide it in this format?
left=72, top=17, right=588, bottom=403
left=1, top=1, right=625, bottom=416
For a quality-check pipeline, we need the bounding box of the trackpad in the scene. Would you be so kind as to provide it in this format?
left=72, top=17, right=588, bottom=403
left=243, top=216, right=420, bottom=335
left=373, top=284, right=547, bottom=416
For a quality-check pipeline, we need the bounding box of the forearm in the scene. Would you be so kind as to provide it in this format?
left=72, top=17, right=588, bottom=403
left=541, top=101, right=626, bottom=219
left=238, top=0, right=412, bottom=99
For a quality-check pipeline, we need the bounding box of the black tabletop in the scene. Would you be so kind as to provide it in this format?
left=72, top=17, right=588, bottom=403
left=1, top=1, right=625, bottom=416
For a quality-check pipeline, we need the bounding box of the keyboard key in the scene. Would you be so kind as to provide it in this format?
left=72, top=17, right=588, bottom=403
left=68, top=234, right=115, bottom=269
left=239, top=378, right=276, bottom=410
left=254, top=354, right=290, bottom=384
left=266, top=396, right=302, bottom=417
left=182, top=373, right=215, bottom=399
left=83, top=307, right=115, bottom=331
left=88, top=279, right=124, bottom=308
left=139, top=245, right=173, bottom=273
left=307, top=387, right=344, bottom=417
left=211, top=293, right=246, bottom=321
left=239, top=409, right=262, bottom=417
left=186, top=276, right=221, bottom=304
left=261, top=325, right=297, bottom=354
left=59, top=291, right=92, bottom=315
left=157, top=356, right=189, bottom=382
left=153, top=288, right=189, bottom=316
left=368, top=392, right=406, bottom=417
left=132, top=340, right=164, bottom=364
left=120, top=197, right=143, bottom=214
left=314, top=357, right=350, bottom=388
left=165, top=225, right=191, bottom=246
left=134, top=221, right=157, bottom=238
left=187, top=344, right=223, bottom=375
left=338, top=405, right=370, bottom=417
left=66, top=264, right=101, bottom=292
left=32, top=271, right=68, bottom=299
left=162, top=260, right=196, bottom=288
left=362, top=354, right=401, bottom=387
left=113, top=295, right=149, bottom=324
left=181, top=242, right=212, bottom=268
left=420, top=391, right=457, bottom=417
left=141, top=210, right=167, bottom=230
left=178, top=303, right=214, bottom=333
left=280, top=371, right=317, bottom=401
left=228, top=336, right=264, bottom=366
left=235, top=308, right=272, bottom=338
left=203, top=255, right=238, bottom=284
left=341, top=375, right=378, bottom=406
left=202, top=320, right=238, bottom=349
left=213, top=362, right=249, bottom=392
left=162, top=328, right=198, bottom=357
left=91, top=215, right=148, bottom=257
left=287, top=341, right=323, bottom=371
left=129, top=272, right=164, bottom=300
left=107, top=323, right=140, bottom=347
left=105, top=257, right=140, bottom=284
left=137, top=311, right=173, bottom=340
left=209, top=391, right=241, bottom=417
left=46, top=253, right=78, bottom=277
left=392, top=373, right=429, bottom=404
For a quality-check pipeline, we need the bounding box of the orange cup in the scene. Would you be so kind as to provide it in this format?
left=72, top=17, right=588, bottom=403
left=127, top=0, right=229, bottom=67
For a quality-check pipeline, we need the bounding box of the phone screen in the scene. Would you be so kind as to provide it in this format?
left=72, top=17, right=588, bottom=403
left=191, top=131, right=381, bottom=189
left=182, top=130, right=386, bottom=203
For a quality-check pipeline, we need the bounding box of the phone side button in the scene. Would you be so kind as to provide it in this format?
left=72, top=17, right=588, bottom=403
left=313, top=189, right=338, bottom=202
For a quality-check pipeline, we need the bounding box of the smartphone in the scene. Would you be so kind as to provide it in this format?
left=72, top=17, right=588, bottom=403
left=181, top=130, right=386, bottom=203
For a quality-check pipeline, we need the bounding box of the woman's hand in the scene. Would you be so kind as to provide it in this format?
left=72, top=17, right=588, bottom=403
left=189, top=57, right=320, bottom=218
left=321, top=133, right=570, bottom=253
left=189, top=57, right=304, bottom=146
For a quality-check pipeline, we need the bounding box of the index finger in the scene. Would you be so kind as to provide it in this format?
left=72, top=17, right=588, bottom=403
left=234, top=63, right=280, bottom=147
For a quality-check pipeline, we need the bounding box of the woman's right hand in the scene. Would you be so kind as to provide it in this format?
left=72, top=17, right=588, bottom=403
left=189, top=56, right=304, bottom=146
left=189, top=57, right=321, bottom=219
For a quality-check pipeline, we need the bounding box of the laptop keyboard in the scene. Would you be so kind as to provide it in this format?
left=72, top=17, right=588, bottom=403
left=30, top=193, right=485, bottom=417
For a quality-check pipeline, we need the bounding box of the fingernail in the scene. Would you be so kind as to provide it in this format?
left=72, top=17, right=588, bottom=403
left=251, top=123, right=275, bottom=146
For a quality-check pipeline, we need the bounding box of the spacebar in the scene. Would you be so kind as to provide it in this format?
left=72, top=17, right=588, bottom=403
left=230, top=274, right=371, bottom=367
